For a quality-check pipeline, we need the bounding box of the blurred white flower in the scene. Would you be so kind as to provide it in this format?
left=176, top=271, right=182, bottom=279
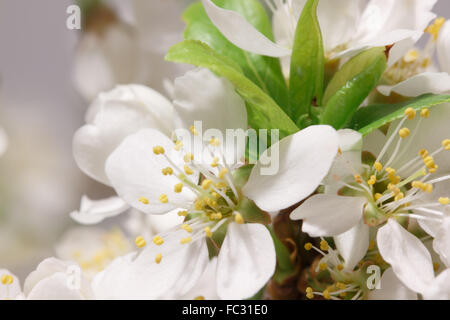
left=379, top=18, right=450, bottom=96
left=73, top=0, right=191, bottom=101
left=0, top=126, right=8, bottom=157
left=202, top=0, right=437, bottom=74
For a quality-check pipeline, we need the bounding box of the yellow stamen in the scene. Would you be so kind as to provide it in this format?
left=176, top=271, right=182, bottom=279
left=420, top=108, right=430, bottom=118
left=183, top=152, right=194, bottom=163
left=135, top=236, right=146, bottom=248
left=337, top=264, right=344, bottom=271
left=374, top=161, right=383, bottom=172
left=374, top=193, right=383, bottom=201
left=419, top=149, right=429, bottom=158
left=399, top=128, right=410, bottom=138
left=439, top=197, right=450, bottom=205
left=181, top=224, right=193, bottom=233
left=174, top=140, right=183, bottom=151
left=138, top=196, right=149, bottom=205
left=234, top=213, right=244, bottom=224
left=320, top=240, right=329, bottom=251
left=323, top=289, right=331, bottom=300
left=189, top=125, right=199, bottom=136
left=162, top=167, right=173, bottom=176
left=218, top=168, right=228, bottom=179
left=174, top=183, right=183, bottom=193
left=178, top=210, right=188, bottom=217
left=184, top=165, right=194, bottom=175
left=209, top=137, right=220, bottom=146
left=204, top=227, right=212, bottom=238
left=1, top=275, right=13, bottom=285
left=194, top=296, right=205, bottom=300
left=159, top=194, right=169, bottom=203
left=354, top=174, right=362, bottom=184
left=403, top=50, right=419, bottom=64
left=211, top=157, right=219, bottom=168
left=368, top=175, right=377, bottom=185
left=442, top=139, right=450, bottom=151
left=304, top=243, right=313, bottom=251
left=180, top=237, right=192, bottom=244
left=425, top=17, right=446, bottom=41
left=153, top=236, right=164, bottom=246
left=201, top=179, right=212, bottom=190
left=155, top=253, right=162, bottom=264
left=319, top=262, right=328, bottom=271
left=153, top=146, right=165, bottom=155
left=404, top=107, right=416, bottom=120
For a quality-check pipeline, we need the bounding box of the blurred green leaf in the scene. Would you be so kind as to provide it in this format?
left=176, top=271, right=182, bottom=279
left=320, top=47, right=387, bottom=129
left=349, top=94, right=450, bottom=135
left=289, top=0, right=324, bottom=125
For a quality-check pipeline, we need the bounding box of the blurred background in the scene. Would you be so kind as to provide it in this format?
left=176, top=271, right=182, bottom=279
left=0, top=0, right=448, bottom=278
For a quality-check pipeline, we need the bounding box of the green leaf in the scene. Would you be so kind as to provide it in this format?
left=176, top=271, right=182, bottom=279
left=268, top=226, right=296, bottom=284
left=349, top=93, right=450, bottom=136
left=289, top=0, right=324, bottom=125
left=320, top=47, right=387, bottom=129
left=166, top=40, right=299, bottom=138
left=183, top=1, right=289, bottom=112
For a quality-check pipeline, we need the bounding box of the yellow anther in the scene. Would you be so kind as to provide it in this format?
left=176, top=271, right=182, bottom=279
left=174, top=140, right=183, bottom=151
left=209, top=137, right=221, bottom=146
left=304, top=243, right=313, bottom=251
left=419, top=149, right=429, bottom=158
left=234, top=213, right=244, bottom=224
left=306, top=287, right=314, bottom=299
left=428, top=165, right=438, bottom=173
left=439, top=197, right=450, bottom=205
left=184, top=165, right=194, bottom=175
left=385, top=167, right=396, bottom=175
left=189, top=125, right=199, bottom=136
left=336, top=282, right=346, bottom=290
left=320, top=240, right=329, bottom=251
left=374, top=161, right=383, bottom=172
left=205, top=198, right=218, bottom=208
left=218, top=168, right=228, bottom=179
left=322, top=289, right=331, bottom=300
left=204, top=227, right=212, bottom=238
left=180, top=237, right=192, bottom=244
left=211, top=192, right=220, bottom=199
left=183, top=152, right=194, bottom=163
left=181, top=224, right=193, bottom=233
left=337, top=264, right=344, bottom=271
left=354, top=174, right=362, bottom=184
left=201, top=179, right=212, bottom=190
left=211, top=157, right=219, bottom=168
left=388, top=184, right=401, bottom=195
left=194, top=296, right=205, bottom=300
left=319, top=262, right=328, bottom=271
left=155, top=253, right=162, bottom=264
left=426, top=17, right=446, bottom=40
left=153, top=236, right=164, bottom=246
left=368, top=175, right=377, bottom=186
left=1, top=275, right=13, bottom=285
left=194, top=199, right=204, bottom=210
left=374, top=193, right=383, bottom=201
left=210, top=213, right=223, bottom=220
left=178, top=210, right=188, bottom=217
left=135, top=236, right=146, bottom=248
left=395, top=192, right=405, bottom=201
left=159, top=194, right=169, bottom=203
left=138, top=196, right=149, bottom=205
left=420, top=108, right=430, bottom=118
left=442, top=139, right=450, bottom=151
left=215, top=182, right=227, bottom=189
left=306, top=287, right=313, bottom=294
left=403, top=50, right=419, bottom=63
left=162, top=167, right=173, bottom=176
left=174, top=183, right=183, bottom=193
left=153, top=146, right=165, bottom=155
left=426, top=184, right=434, bottom=193
left=404, top=107, right=417, bottom=120
left=399, top=127, right=410, bottom=138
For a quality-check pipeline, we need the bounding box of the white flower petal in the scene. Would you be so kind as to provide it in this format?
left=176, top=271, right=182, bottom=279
left=173, top=68, right=247, bottom=165
left=105, top=129, right=197, bottom=215
left=438, top=21, right=450, bottom=74
left=378, top=72, right=450, bottom=97
left=180, top=258, right=219, bottom=300
left=368, top=268, right=417, bottom=300
left=0, top=269, right=21, bottom=300
left=201, top=0, right=290, bottom=57
left=73, top=24, right=140, bottom=101
left=216, top=223, right=276, bottom=300
left=243, top=125, right=339, bottom=212
left=432, top=217, right=450, bottom=268
left=24, top=258, right=93, bottom=300
left=423, top=269, right=450, bottom=300
left=377, top=219, right=435, bottom=294
left=93, top=231, right=209, bottom=299
left=73, top=84, right=174, bottom=185
left=290, top=194, right=367, bottom=237
left=70, top=195, right=129, bottom=225
left=334, top=219, right=369, bottom=271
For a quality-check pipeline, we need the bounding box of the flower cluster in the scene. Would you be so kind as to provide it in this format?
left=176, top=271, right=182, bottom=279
left=2, top=0, right=450, bottom=300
